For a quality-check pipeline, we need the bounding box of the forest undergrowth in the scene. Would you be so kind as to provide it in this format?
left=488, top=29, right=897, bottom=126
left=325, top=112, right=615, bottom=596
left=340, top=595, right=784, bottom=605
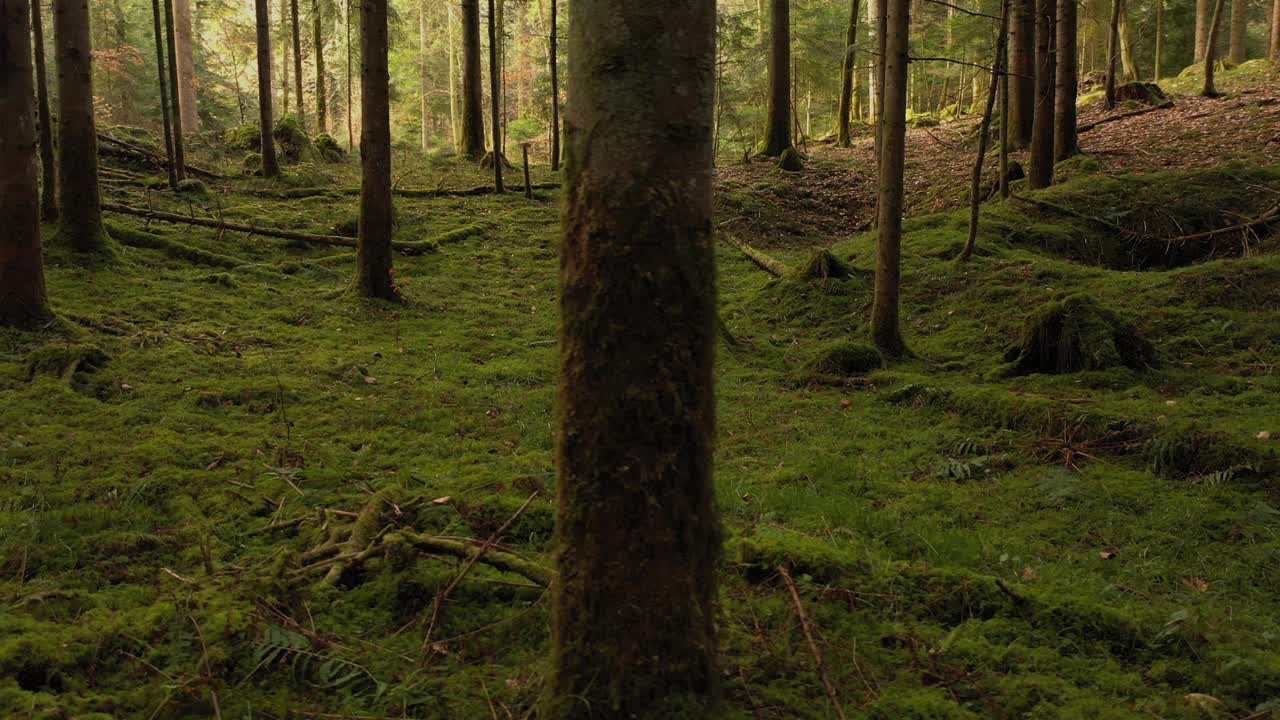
left=2, top=64, right=1280, bottom=719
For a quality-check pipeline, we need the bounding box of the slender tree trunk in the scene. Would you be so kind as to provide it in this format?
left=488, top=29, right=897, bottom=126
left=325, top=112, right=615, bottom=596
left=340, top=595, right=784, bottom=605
left=173, top=0, right=198, bottom=130
left=961, top=0, right=1009, bottom=262
left=762, top=0, right=792, bottom=156
left=1196, top=0, right=1210, bottom=61
left=546, top=0, right=721, bottom=715
left=1117, top=9, right=1138, bottom=80
left=1154, top=0, right=1163, bottom=80
left=837, top=0, right=861, bottom=147
left=150, top=0, right=177, bottom=188
left=315, top=0, right=327, bottom=132
left=1105, top=0, right=1121, bottom=108
left=255, top=0, right=280, bottom=177
left=487, top=0, right=504, bottom=189
left=872, top=0, right=909, bottom=356
left=281, top=0, right=290, bottom=113
left=1000, top=40, right=1010, bottom=198
left=291, top=0, right=305, bottom=129
left=868, top=0, right=879, bottom=122
left=460, top=0, right=486, bottom=159
left=548, top=0, right=560, bottom=169
left=449, top=2, right=461, bottom=151
left=163, top=0, right=186, bottom=182
left=420, top=0, right=429, bottom=151
left=1229, top=0, right=1247, bottom=64
left=31, top=0, right=58, bottom=222
left=1204, top=0, right=1228, bottom=96
left=1, top=0, right=53, bottom=327
left=1029, top=0, right=1057, bottom=189
left=496, top=0, right=505, bottom=155
left=1272, top=0, right=1280, bottom=65
left=356, top=0, right=396, bottom=300
left=345, top=0, right=353, bottom=149
left=1055, top=0, right=1078, bottom=160
left=53, top=0, right=109, bottom=252
left=1010, top=0, right=1035, bottom=147
left=875, top=0, right=887, bottom=168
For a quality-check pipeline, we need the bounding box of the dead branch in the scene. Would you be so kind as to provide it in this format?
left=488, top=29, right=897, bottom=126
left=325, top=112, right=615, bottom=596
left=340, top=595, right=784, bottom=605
left=722, top=234, right=791, bottom=278
left=98, top=132, right=225, bottom=179
left=778, top=564, right=848, bottom=720
left=1077, top=100, right=1173, bottom=133
left=1160, top=204, right=1279, bottom=244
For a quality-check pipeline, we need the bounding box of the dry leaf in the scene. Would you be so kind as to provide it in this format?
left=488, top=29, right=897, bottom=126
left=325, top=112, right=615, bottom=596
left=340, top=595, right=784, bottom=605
left=1182, top=575, right=1210, bottom=592
left=1021, top=566, right=1038, bottom=580
left=840, top=399, right=852, bottom=409
left=364, top=377, right=378, bottom=385
left=1183, top=693, right=1222, bottom=708
left=431, top=496, right=453, bottom=505
left=1099, top=550, right=1117, bottom=560
left=1258, top=431, right=1273, bottom=441
left=1165, top=400, right=1178, bottom=407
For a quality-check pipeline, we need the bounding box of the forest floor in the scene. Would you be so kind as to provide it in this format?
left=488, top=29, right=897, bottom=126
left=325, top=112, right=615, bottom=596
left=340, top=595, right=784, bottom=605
left=3, top=62, right=1280, bottom=720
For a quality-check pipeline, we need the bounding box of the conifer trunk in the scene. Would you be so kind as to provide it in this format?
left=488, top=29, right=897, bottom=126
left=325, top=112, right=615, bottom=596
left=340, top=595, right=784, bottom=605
left=173, top=0, right=198, bottom=129
left=1229, top=0, right=1247, bottom=64
left=345, top=0, right=353, bottom=148
left=837, top=0, right=861, bottom=147
left=255, top=0, right=281, bottom=177
left=31, top=0, right=58, bottom=222
left=1029, top=0, right=1057, bottom=188
left=548, top=0, right=559, bottom=170
left=1010, top=0, right=1036, bottom=147
left=487, top=0, right=504, bottom=190
left=449, top=2, right=461, bottom=151
left=355, top=0, right=396, bottom=300
left=1196, top=0, right=1210, bottom=61
left=1272, top=0, right=1280, bottom=65
left=1, top=0, right=53, bottom=327
left=151, top=0, right=177, bottom=188
left=546, top=0, right=721, bottom=716
left=1054, top=0, right=1078, bottom=160
left=763, top=0, right=792, bottom=156
left=1154, top=0, right=1163, bottom=80
left=1204, top=0, right=1228, bottom=96
left=1105, top=0, right=1120, bottom=107
left=460, top=0, right=486, bottom=159
left=53, top=0, right=109, bottom=252
left=163, top=0, right=186, bottom=182
left=291, top=0, right=305, bottom=129
left=872, top=0, right=909, bottom=356
left=420, top=0, right=429, bottom=151
left=315, top=0, right=327, bottom=132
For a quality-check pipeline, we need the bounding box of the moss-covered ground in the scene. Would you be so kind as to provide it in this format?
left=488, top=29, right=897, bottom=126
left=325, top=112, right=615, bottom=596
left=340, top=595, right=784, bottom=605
left=4, top=71, right=1280, bottom=718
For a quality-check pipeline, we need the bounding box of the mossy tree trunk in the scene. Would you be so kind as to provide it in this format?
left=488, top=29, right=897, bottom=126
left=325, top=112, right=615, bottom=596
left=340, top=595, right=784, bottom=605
left=173, top=0, right=198, bottom=130
left=546, top=0, right=722, bottom=716
left=487, top=0, right=504, bottom=191
left=355, top=0, right=397, bottom=300
left=1028, top=0, right=1056, bottom=189
left=150, top=0, right=177, bottom=189
left=53, top=0, right=110, bottom=253
left=291, top=0, right=305, bottom=130
left=1203, top=0, right=1228, bottom=96
left=459, top=0, right=486, bottom=160
left=163, top=0, right=186, bottom=183
left=1, top=0, right=53, bottom=327
left=315, top=0, right=327, bottom=132
left=1229, top=0, right=1247, bottom=64
left=1009, top=0, right=1036, bottom=148
left=762, top=0, right=792, bottom=156
left=254, top=0, right=281, bottom=177
left=837, top=0, right=861, bottom=148
left=872, top=0, right=909, bottom=356
left=1054, top=0, right=1078, bottom=161
left=31, top=0, right=58, bottom=222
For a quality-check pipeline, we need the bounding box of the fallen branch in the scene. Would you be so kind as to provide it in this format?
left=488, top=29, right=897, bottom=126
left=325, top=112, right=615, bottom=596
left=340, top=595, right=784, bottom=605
left=778, top=564, right=848, bottom=720
left=105, top=221, right=244, bottom=269
left=247, top=183, right=561, bottom=200
left=1160, top=204, right=1279, bottom=244
left=722, top=234, right=791, bottom=278
left=394, top=532, right=554, bottom=587
left=101, top=203, right=437, bottom=255
left=323, top=493, right=392, bottom=586
left=1077, top=100, right=1173, bottom=134
left=1010, top=194, right=1134, bottom=237
left=98, top=133, right=225, bottom=179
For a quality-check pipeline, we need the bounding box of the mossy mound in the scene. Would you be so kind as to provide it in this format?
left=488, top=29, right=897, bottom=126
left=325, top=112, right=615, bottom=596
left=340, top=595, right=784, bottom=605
left=26, top=344, right=108, bottom=381
left=1114, top=81, right=1168, bottom=104
left=175, top=178, right=207, bottom=196
left=805, top=342, right=884, bottom=382
left=314, top=133, right=347, bottom=162
left=1005, top=294, right=1156, bottom=375
left=241, top=152, right=263, bottom=176
left=273, top=114, right=312, bottom=163
left=479, top=151, right=514, bottom=169
left=776, top=146, right=804, bottom=172
left=909, top=115, right=941, bottom=128
left=797, top=249, right=853, bottom=282
left=223, top=123, right=260, bottom=151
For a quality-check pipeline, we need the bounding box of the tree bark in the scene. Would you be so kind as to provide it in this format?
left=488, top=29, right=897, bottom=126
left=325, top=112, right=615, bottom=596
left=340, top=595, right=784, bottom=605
left=163, top=0, right=186, bottom=183
left=762, top=0, right=792, bottom=156
left=872, top=0, right=909, bottom=356
left=173, top=0, right=198, bottom=130
left=837, top=0, right=861, bottom=147
left=1154, top=0, right=1163, bottom=80
left=420, top=0, right=429, bottom=151
left=281, top=0, right=290, bottom=113
left=546, top=0, right=721, bottom=716
left=356, top=0, right=397, bottom=299
left=31, top=0, right=58, bottom=222
left=1009, top=0, right=1036, bottom=147
left=1272, top=0, right=1280, bottom=65
left=1029, top=0, right=1057, bottom=189
left=1204, top=0, right=1228, bottom=96
left=459, top=0, right=486, bottom=159
left=548, top=0, right=559, bottom=169
left=1105, top=0, right=1120, bottom=107
left=1196, top=0, right=1210, bottom=61
left=1055, top=0, right=1078, bottom=160
left=291, top=0, right=305, bottom=129
left=1117, top=8, right=1138, bottom=80
left=962, top=0, right=1009, bottom=262
left=1229, top=0, right=1247, bottom=64
left=345, top=0, right=353, bottom=148
left=487, top=0, right=504, bottom=190
left=53, top=0, right=109, bottom=252
left=448, top=2, right=461, bottom=151
left=150, top=0, right=177, bottom=189
left=315, top=0, right=327, bottom=132
left=255, top=0, right=281, bottom=177
left=1, top=0, right=53, bottom=327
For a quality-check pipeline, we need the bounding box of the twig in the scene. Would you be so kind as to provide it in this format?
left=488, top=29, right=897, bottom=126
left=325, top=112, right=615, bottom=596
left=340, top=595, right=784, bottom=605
left=777, top=564, right=848, bottom=720
left=189, top=615, right=223, bottom=720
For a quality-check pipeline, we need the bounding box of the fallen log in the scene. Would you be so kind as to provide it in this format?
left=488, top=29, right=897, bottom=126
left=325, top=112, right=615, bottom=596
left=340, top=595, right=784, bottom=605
left=244, top=182, right=561, bottom=200
left=101, top=203, right=437, bottom=255
left=722, top=234, right=791, bottom=278
left=1077, top=100, right=1173, bottom=134
left=98, top=133, right=225, bottom=180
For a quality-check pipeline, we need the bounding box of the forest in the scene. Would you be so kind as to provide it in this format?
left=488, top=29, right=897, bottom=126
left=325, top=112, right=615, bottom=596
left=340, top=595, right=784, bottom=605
left=1, top=0, right=1280, bottom=716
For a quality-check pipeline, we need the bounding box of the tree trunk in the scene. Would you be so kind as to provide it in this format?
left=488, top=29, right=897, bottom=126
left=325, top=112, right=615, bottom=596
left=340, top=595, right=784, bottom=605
left=1105, top=0, right=1120, bottom=108
left=460, top=0, right=486, bottom=159
left=1154, top=0, right=1163, bottom=80
left=291, top=0, right=305, bottom=129
left=1000, top=36, right=1010, bottom=198
left=1229, top=0, right=1247, bottom=64
left=762, top=0, right=792, bottom=156
left=1196, top=0, right=1210, bottom=61
left=1010, top=0, right=1035, bottom=147
left=31, top=0, right=58, bottom=222
left=281, top=0, right=290, bottom=113
left=874, top=0, right=887, bottom=169
left=962, top=0, right=1009, bottom=262
left=547, top=0, right=721, bottom=714
left=356, top=0, right=396, bottom=300
left=837, top=0, right=861, bottom=147
left=487, top=0, right=504, bottom=190
left=173, top=0, right=198, bottom=130
left=1118, top=9, right=1138, bottom=80
left=1272, top=0, right=1280, bottom=65
left=448, top=2, right=461, bottom=152
left=872, top=0, right=909, bottom=356
left=1055, top=0, right=1078, bottom=160
left=150, top=0, right=177, bottom=189
left=53, top=0, right=109, bottom=252
left=255, top=0, right=280, bottom=177
left=1, top=0, right=53, bottom=327
left=1204, top=0, right=1228, bottom=96
left=163, top=0, right=186, bottom=183
left=315, top=0, right=327, bottom=132
left=345, top=0, right=353, bottom=148
left=548, top=0, right=560, bottom=169
left=867, top=0, right=879, bottom=122
left=420, top=0, right=429, bottom=151
left=1029, top=0, right=1056, bottom=189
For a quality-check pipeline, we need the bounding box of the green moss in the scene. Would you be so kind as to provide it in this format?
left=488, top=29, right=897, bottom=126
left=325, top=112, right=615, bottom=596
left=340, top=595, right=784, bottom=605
left=1007, top=294, right=1156, bottom=375
left=803, top=341, right=883, bottom=383
left=105, top=221, right=244, bottom=269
